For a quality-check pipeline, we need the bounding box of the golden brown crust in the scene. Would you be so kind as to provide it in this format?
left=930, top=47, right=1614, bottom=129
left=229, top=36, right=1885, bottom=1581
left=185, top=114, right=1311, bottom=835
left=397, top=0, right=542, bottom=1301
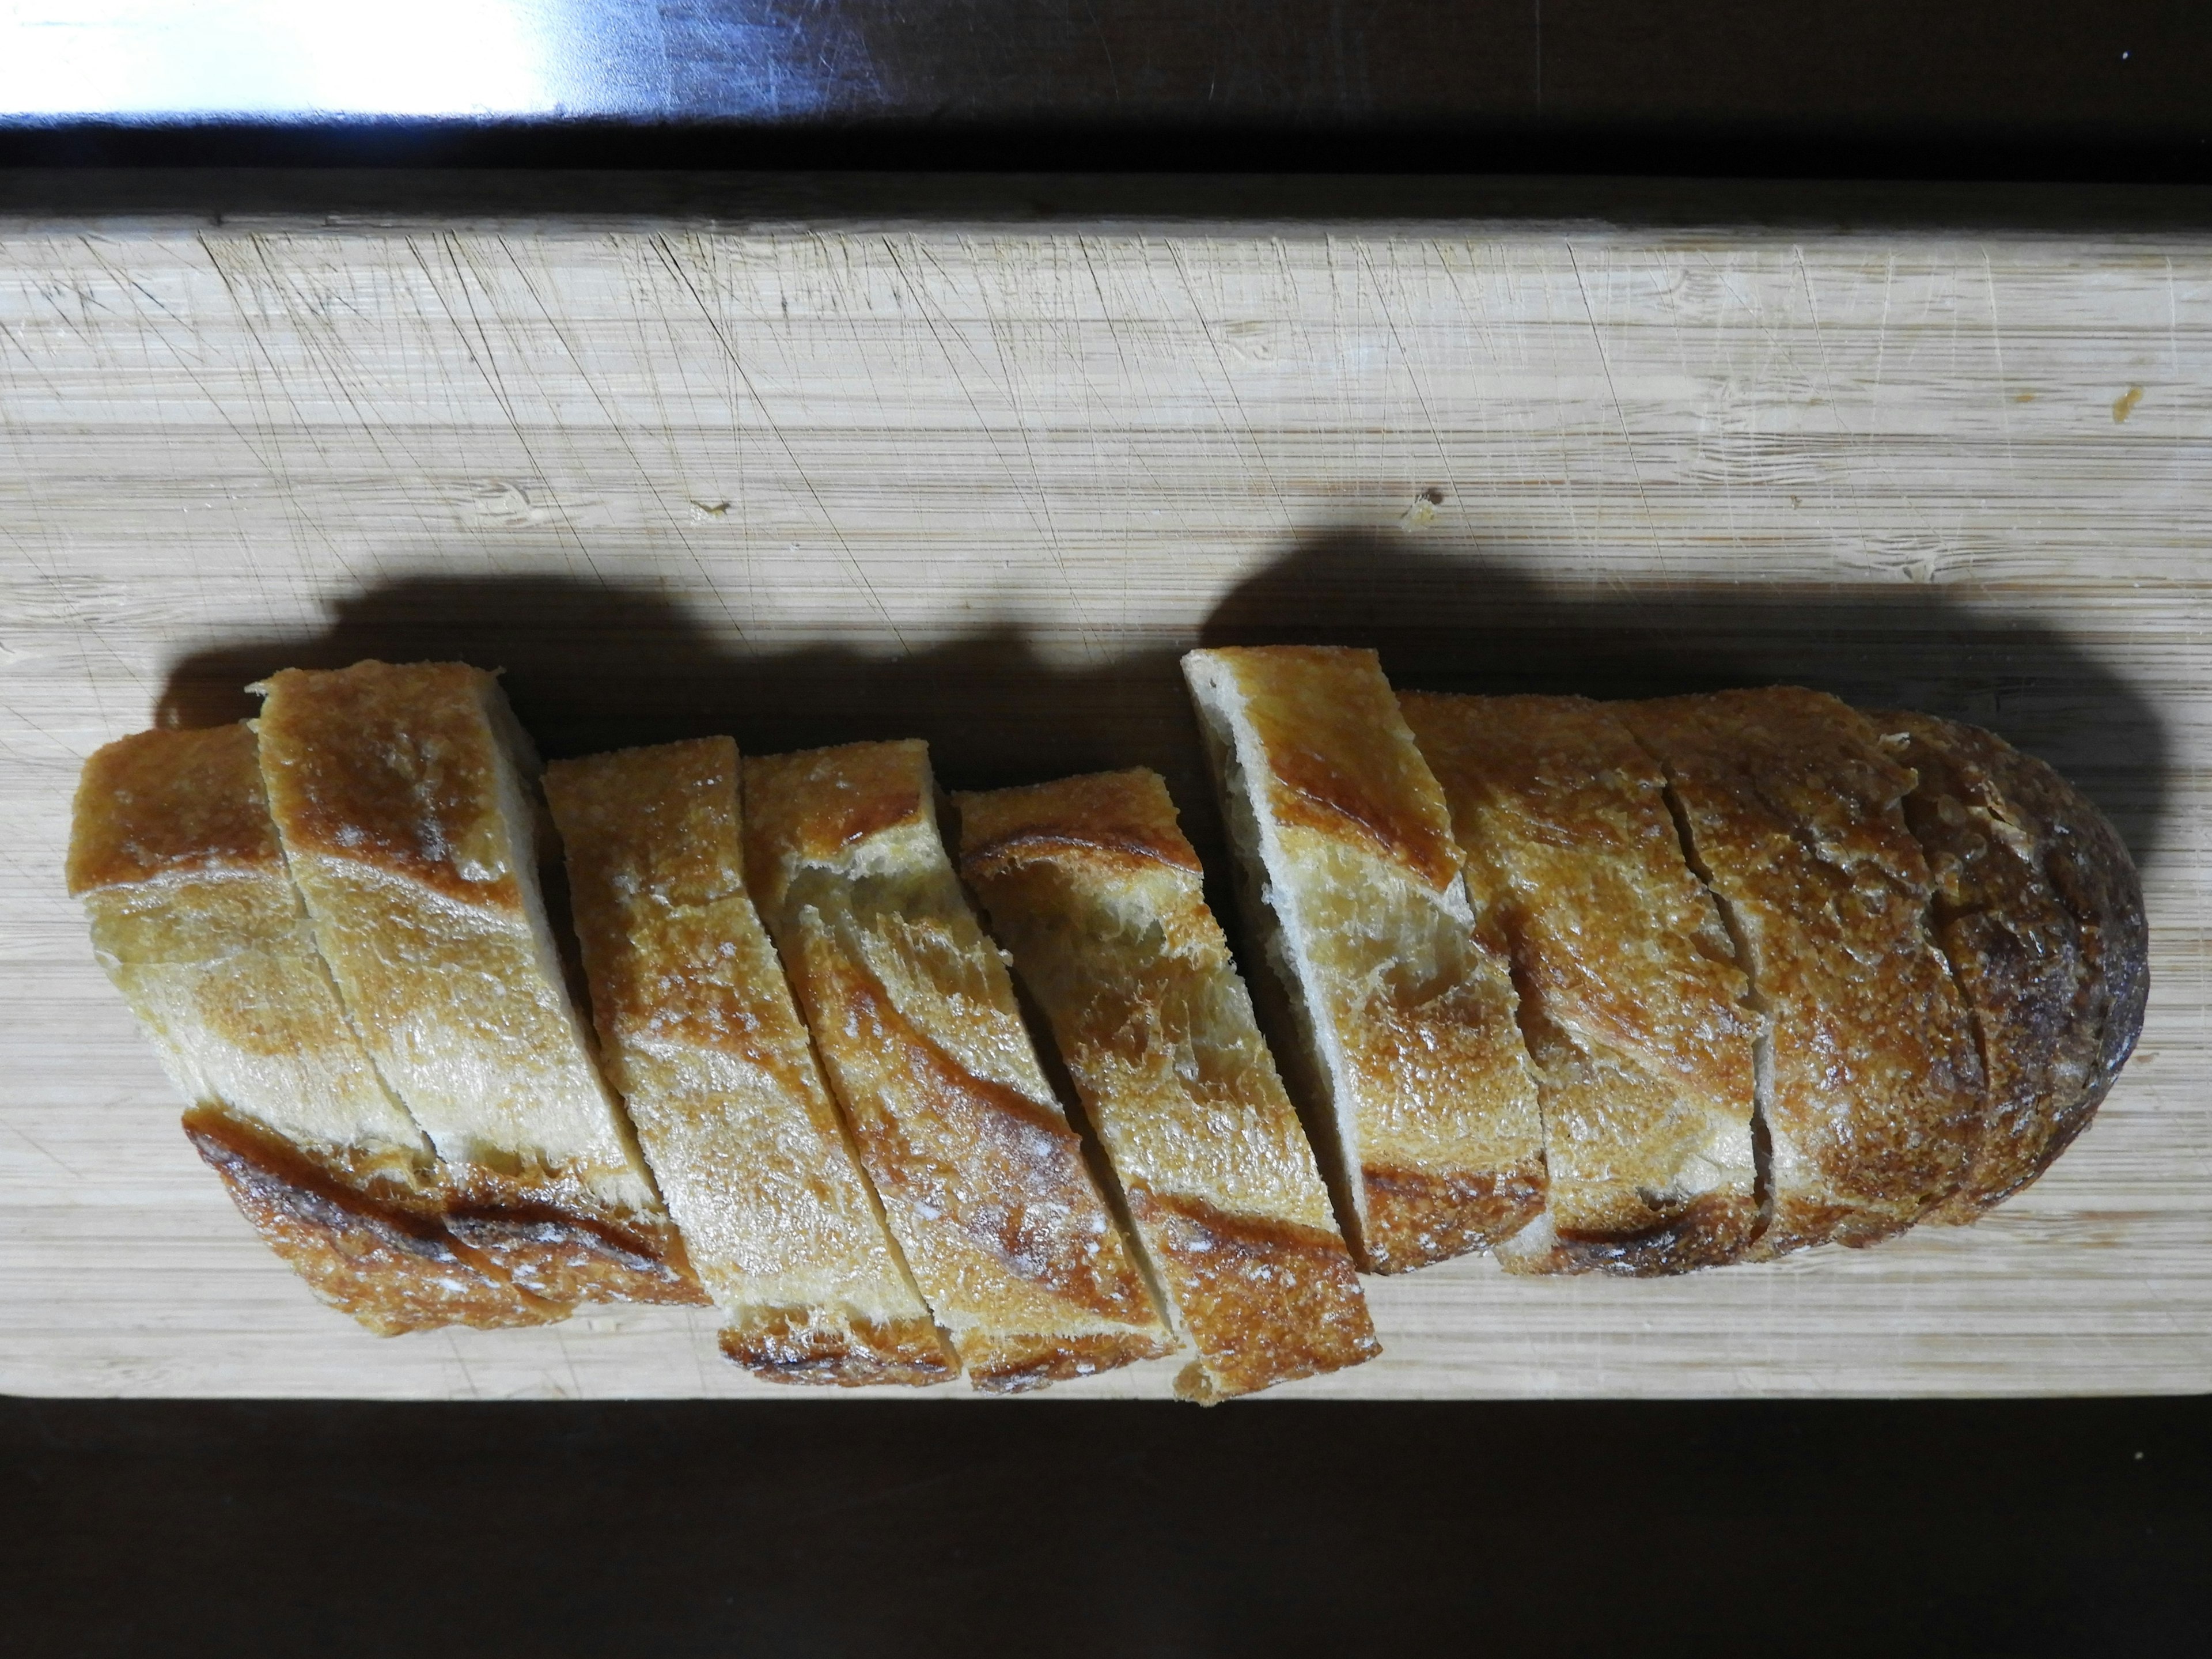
left=1200, top=645, right=1462, bottom=891
left=1184, top=647, right=1547, bottom=1274
left=743, top=739, right=932, bottom=882
left=73, top=723, right=563, bottom=1332
left=546, top=738, right=951, bottom=1381
left=68, top=725, right=281, bottom=893
left=956, top=768, right=1377, bottom=1401
left=717, top=1311, right=959, bottom=1387
left=253, top=662, right=527, bottom=909
left=960, top=768, right=1207, bottom=882
left=182, top=1107, right=562, bottom=1335
left=1402, top=692, right=1760, bottom=1277
left=1622, top=688, right=1985, bottom=1255
left=1878, top=711, right=2147, bottom=1218
left=960, top=1331, right=1179, bottom=1395
left=256, top=661, right=696, bottom=1308
left=1124, top=1191, right=1376, bottom=1402
left=745, top=742, right=1172, bottom=1391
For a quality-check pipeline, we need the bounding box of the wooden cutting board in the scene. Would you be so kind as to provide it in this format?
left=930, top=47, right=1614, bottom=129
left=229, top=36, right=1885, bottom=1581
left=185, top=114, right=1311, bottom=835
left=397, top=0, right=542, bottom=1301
left=3, top=205, right=2206, bottom=1399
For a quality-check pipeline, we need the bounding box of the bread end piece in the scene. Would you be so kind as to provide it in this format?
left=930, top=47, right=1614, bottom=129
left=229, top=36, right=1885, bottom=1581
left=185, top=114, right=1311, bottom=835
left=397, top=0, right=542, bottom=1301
left=1876, top=711, right=2147, bottom=1219
left=1182, top=646, right=1546, bottom=1274
left=72, top=723, right=559, bottom=1333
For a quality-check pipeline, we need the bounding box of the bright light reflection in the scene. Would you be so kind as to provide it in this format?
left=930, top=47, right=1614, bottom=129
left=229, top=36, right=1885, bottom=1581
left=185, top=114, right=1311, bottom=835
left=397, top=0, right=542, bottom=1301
left=0, top=0, right=560, bottom=116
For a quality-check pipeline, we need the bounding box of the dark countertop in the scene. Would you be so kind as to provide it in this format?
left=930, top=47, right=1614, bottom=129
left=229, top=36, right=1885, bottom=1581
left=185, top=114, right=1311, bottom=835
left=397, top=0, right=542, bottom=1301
left=6, top=1395, right=2209, bottom=1654
left=3, top=0, right=2210, bottom=179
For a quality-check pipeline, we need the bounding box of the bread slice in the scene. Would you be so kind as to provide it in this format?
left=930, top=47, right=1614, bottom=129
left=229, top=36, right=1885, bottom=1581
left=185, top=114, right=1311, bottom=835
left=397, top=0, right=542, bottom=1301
left=954, top=768, right=1378, bottom=1401
left=67, top=724, right=554, bottom=1334
left=1620, top=688, right=1985, bottom=1255
left=1402, top=693, right=1762, bottom=1274
left=253, top=661, right=703, bottom=1308
left=743, top=740, right=1175, bottom=1393
left=1875, top=711, right=2149, bottom=1219
left=1181, top=646, right=1545, bottom=1273
left=545, top=738, right=956, bottom=1385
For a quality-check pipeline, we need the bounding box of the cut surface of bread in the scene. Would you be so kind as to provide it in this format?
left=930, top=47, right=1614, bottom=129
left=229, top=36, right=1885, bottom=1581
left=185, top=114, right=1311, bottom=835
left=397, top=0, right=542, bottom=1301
left=744, top=740, right=1174, bottom=1393
left=955, top=768, right=1378, bottom=1401
left=1402, top=693, right=1761, bottom=1275
left=254, top=661, right=702, bottom=1308
left=1876, top=711, right=2149, bottom=1219
left=68, top=724, right=553, bottom=1334
left=1182, top=646, right=1545, bottom=1273
left=1621, top=688, right=1985, bottom=1255
left=546, top=738, right=955, bottom=1387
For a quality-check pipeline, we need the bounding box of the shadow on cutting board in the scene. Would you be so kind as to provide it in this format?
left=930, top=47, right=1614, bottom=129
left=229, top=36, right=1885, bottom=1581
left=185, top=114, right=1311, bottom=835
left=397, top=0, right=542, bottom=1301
left=156, top=535, right=2170, bottom=876
left=154, top=574, right=1192, bottom=800
left=1205, top=532, right=2171, bottom=871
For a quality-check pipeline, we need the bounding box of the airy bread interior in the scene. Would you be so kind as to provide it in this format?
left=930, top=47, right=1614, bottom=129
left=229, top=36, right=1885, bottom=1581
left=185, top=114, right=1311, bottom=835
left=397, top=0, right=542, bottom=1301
left=546, top=737, right=954, bottom=1387
left=1183, top=646, right=1546, bottom=1273
left=955, top=767, right=1378, bottom=1400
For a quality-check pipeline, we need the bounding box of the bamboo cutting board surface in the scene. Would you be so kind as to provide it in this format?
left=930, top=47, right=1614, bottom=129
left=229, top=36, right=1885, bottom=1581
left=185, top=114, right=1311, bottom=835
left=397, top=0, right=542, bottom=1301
left=3, top=208, right=2207, bottom=1399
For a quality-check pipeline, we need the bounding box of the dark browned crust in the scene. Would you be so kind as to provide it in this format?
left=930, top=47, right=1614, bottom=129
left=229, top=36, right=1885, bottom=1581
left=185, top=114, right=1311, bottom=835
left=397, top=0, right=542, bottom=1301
left=1878, top=711, right=2148, bottom=1217
left=441, top=1173, right=709, bottom=1309
left=181, top=1107, right=563, bottom=1335
left=253, top=661, right=524, bottom=909
left=1125, top=1190, right=1378, bottom=1403
left=1359, top=1162, right=1546, bottom=1274
left=1519, top=1192, right=1764, bottom=1278
left=69, top=724, right=281, bottom=894
left=961, top=1328, right=1180, bottom=1395
left=718, top=1310, right=958, bottom=1387
left=2001, top=746, right=2149, bottom=1185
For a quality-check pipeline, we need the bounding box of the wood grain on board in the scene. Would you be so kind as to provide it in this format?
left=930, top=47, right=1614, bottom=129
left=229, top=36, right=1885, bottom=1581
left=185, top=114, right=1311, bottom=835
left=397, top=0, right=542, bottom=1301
left=1, top=215, right=2205, bottom=1399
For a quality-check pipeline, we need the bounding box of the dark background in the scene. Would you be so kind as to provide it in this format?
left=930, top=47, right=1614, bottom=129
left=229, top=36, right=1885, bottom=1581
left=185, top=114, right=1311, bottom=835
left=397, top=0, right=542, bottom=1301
left=4, top=1396, right=2207, bottom=1653
left=7, top=2, right=2209, bottom=1652
left=1, top=0, right=2210, bottom=180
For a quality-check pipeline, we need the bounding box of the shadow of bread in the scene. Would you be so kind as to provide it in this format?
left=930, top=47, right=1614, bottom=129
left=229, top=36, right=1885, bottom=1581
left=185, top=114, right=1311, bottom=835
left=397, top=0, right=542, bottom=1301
left=157, top=539, right=2166, bottom=961
left=1203, top=533, right=2169, bottom=874
left=157, top=574, right=1191, bottom=805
